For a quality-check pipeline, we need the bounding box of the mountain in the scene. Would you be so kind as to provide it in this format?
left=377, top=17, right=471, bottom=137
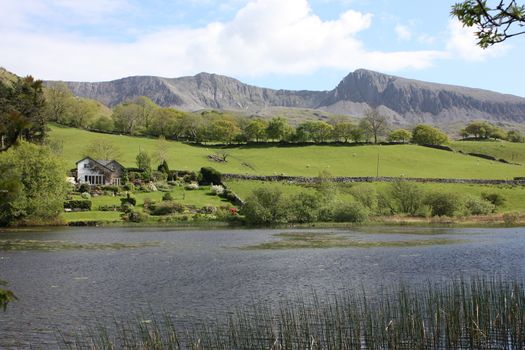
left=54, top=69, right=525, bottom=126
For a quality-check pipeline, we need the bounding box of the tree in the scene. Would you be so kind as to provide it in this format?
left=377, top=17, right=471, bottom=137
left=133, top=96, right=158, bottom=129
left=388, top=129, right=412, bottom=143
left=244, top=119, right=268, bottom=142
left=136, top=149, right=152, bottom=171
left=0, top=76, right=47, bottom=151
left=0, top=142, right=69, bottom=226
left=332, top=121, right=355, bottom=143
left=44, top=82, right=73, bottom=123
left=112, top=102, right=143, bottom=135
left=390, top=180, right=424, bottom=215
left=148, top=108, right=183, bottom=137
left=242, top=187, right=289, bottom=225
left=266, top=117, right=293, bottom=142
left=452, top=0, right=525, bottom=47
left=207, top=118, right=241, bottom=144
left=411, top=124, right=449, bottom=145
left=360, top=109, right=388, bottom=144
left=296, top=121, right=334, bottom=143
left=507, top=130, right=525, bottom=142
left=462, top=121, right=504, bottom=139
left=83, top=139, right=121, bottom=160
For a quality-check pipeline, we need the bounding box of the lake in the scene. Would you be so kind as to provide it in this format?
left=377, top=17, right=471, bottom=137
left=1, top=226, right=524, bottom=348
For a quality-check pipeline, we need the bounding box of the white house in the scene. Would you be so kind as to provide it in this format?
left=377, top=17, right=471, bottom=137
left=76, top=157, right=125, bottom=186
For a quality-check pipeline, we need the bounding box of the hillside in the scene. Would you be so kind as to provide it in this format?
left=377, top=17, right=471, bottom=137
left=54, top=69, right=525, bottom=126
left=49, top=125, right=525, bottom=180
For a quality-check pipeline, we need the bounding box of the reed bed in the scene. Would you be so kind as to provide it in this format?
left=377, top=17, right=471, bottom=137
left=58, top=277, right=525, bottom=349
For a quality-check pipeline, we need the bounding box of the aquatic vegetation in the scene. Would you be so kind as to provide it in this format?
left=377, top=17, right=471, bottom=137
left=58, top=277, right=525, bottom=349
left=0, top=239, right=160, bottom=251
left=241, top=232, right=465, bottom=250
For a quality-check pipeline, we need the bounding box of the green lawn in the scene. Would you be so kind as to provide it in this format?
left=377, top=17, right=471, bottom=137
left=50, top=125, right=525, bottom=179
left=226, top=180, right=525, bottom=213
left=449, top=140, right=525, bottom=164
left=62, top=211, right=122, bottom=223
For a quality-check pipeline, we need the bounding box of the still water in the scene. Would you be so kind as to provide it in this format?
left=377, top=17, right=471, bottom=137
left=1, top=226, right=525, bottom=348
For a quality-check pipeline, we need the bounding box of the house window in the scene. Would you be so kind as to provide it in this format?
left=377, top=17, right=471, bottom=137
left=84, top=164, right=89, bottom=168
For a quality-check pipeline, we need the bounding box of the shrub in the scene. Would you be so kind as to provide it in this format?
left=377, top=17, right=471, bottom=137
left=157, top=160, right=170, bottom=174
left=377, top=190, right=395, bottom=215
left=390, top=180, right=424, bottom=215
left=332, top=201, right=369, bottom=223
left=464, top=196, right=495, bottom=215
left=151, top=170, right=167, bottom=182
left=80, top=192, right=91, bottom=199
left=242, top=188, right=289, bottom=225
left=150, top=201, right=185, bottom=216
left=162, top=192, right=173, bottom=201
left=98, top=204, right=119, bottom=212
left=199, top=206, right=217, bottom=214
left=210, top=184, right=225, bottom=195
left=64, top=200, right=92, bottom=211
left=287, top=192, right=321, bottom=223
left=349, top=184, right=378, bottom=211
left=503, top=212, right=520, bottom=226
left=424, top=192, right=464, bottom=217
left=123, top=211, right=149, bottom=223
left=199, top=167, right=222, bottom=185
left=120, top=193, right=137, bottom=206
left=78, top=183, right=90, bottom=193
left=123, top=183, right=135, bottom=191
left=481, top=192, right=506, bottom=207
left=185, top=183, right=199, bottom=190
left=120, top=203, right=134, bottom=213
left=101, top=185, right=119, bottom=194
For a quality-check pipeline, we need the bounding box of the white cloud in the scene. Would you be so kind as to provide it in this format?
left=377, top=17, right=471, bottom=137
left=395, top=24, right=412, bottom=41
left=1, top=0, right=447, bottom=81
left=446, top=19, right=509, bottom=61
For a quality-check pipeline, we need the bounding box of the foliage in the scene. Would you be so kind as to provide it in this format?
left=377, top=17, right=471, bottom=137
left=349, top=183, right=378, bottom=211
left=287, top=192, right=321, bottom=223
left=464, top=195, right=495, bottom=215
left=331, top=120, right=356, bottom=143
left=0, top=142, right=68, bottom=226
left=161, top=192, right=173, bottom=201
left=199, top=167, right=222, bottom=185
left=0, top=76, right=46, bottom=151
left=266, top=117, right=293, bottom=142
left=360, top=108, right=388, bottom=144
left=388, top=129, right=412, bottom=143
left=210, top=184, right=225, bottom=195
left=332, top=201, right=369, bottom=223
left=242, top=187, right=289, bottom=225
left=461, top=121, right=505, bottom=140
left=424, top=191, right=464, bottom=217
left=503, top=211, right=520, bottom=225
left=411, top=124, right=449, bottom=145
left=452, top=0, right=525, bottom=47
left=244, top=119, right=268, bottom=142
left=83, top=139, right=122, bottom=161
left=80, top=192, right=91, bottom=199
left=482, top=192, right=506, bottom=206
left=149, top=201, right=185, bottom=215
left=390, top=180, right=424, bottom=215
left=157, top=160, right=170, bottom=174
left=0, top=280, right=17, bottom=311
left=295, top=121, right=334, bottom=143
left=64, top=200, right=92, bottom=211
left=185, top=183, right=199, bottom=190
left=135, top=149, right=152, bottom=171
left=507, top=130, right=525, bottom=143
left=120, top=193, right=137, bottom=206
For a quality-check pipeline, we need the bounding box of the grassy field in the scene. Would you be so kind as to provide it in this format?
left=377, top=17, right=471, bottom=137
left=50, top=125, right=525, bottom=179
left=449, top=140, right=525, bottom=164
left=226, top=180, right=525, bottom=213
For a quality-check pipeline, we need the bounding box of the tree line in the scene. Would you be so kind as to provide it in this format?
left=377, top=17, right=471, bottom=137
left=42, top=83, right=525, bottom=146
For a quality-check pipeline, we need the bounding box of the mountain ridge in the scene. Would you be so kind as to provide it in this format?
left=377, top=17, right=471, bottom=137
left=49, top=69, right=525, bottom=126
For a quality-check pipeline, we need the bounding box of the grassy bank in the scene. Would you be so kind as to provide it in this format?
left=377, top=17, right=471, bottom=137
left=58, top=277, right=525, bottom=349
left=449, top=139, right=525, bottom=164
left=49, top=125, right=525, bottom=179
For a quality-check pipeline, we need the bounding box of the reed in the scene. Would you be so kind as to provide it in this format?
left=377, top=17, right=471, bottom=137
left=58, top=277, right=525, bottom=349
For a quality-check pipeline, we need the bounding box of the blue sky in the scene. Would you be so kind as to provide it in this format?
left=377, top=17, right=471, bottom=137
left=1, top=0, right=524, bottom=96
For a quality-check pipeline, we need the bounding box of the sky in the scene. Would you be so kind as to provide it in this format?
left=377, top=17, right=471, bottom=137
left=1, top=0, right=524, bottom=97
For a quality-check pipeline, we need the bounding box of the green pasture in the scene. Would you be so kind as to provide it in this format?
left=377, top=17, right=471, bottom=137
left=449, top=140, right=525, bottom=164
left=49, top=125, right=525, bottom=179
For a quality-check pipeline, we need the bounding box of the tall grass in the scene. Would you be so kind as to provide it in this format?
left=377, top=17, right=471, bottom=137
left=58, top=278, right=525, bottom=349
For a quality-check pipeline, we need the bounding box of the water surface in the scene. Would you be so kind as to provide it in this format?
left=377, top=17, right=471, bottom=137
left=1, top=226, right=524, bottom=348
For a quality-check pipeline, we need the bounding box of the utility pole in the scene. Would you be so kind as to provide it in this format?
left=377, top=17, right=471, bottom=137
left=376, top=153, right=380, bottom=177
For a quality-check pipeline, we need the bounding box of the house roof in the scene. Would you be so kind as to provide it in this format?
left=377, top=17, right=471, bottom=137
left=76, top=157, right=123, bottom=173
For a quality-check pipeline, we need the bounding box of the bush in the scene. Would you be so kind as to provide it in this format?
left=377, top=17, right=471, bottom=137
left=390, top=180, right=424, bottom=215
left=332, top=201, right=369, bottom=223
left=123, top=211, right=149, bottom=223
left=242, top=188, right=289, bottom=225
left=424, top=192, right=463, bottom=217
left=123, top=183, right=135, bottom=191
left=210, top=184, right=225, bottom=195
left=149, top=201, right=185, bottom=216
left=80, top=192, right=91, bottom=199
left=503, top=212, right=520, bottom=226
left=185, top=183, right=199, bottom=190
left=162, top=192, right=173, bottom=201
left=120, top=202, right=134, bottom=213
left=98, top=204, right=119, bottom=211
left=464, top=196, right=495, bottom=215
left=78, top=183, right=90, bottom=193
left=64, top=200, right=92, bottom=211
left=120, top=193, right=137, bottom=206
left=101, top=185, right=119, bottom=194
left=199, top=167, right=222, bottom=185
left=287, top=192, right=321, bottom=223
left=349, top=184, right=378, bottom=211
left=481, top=192, right=506, bottom=207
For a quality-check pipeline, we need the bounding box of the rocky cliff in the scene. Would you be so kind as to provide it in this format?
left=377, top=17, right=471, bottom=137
left=55, top=69, right=525, bottom=125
